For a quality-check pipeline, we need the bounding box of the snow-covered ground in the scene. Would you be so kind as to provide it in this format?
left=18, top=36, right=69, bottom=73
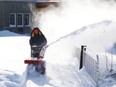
left=0, top=0, right=116, bottom=87
left=0, top=20, right=116, bottom=87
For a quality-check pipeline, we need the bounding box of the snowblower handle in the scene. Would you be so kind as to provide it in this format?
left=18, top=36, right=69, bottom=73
left=38, top=45, right=49, bottom=59
left=31, top=45, right=37, bottom=47
left=31, top=45, right=42, bottom=47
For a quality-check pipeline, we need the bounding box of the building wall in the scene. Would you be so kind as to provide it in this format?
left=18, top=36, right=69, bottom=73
left=0, top=1, right=34, bottom=34
left=1, top=0, right=37, bottom=2
left=0, top=2, right=5, bottom=30
left=0, top=0, right=59, bottom=34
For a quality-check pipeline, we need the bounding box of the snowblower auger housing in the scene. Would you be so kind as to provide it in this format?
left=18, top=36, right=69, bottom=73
left=24, top=45, right=47, bottom=75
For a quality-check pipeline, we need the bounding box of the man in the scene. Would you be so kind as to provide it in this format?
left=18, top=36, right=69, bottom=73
left=29, top=27, right=47, bottom=58
left=29, top=27, right=47, bottom=46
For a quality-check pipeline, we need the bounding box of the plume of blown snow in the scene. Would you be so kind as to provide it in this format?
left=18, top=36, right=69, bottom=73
left=30, top=0, right=116, bottom=44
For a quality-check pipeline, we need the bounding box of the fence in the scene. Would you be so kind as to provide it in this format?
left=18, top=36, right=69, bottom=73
left=83, top=51, right=99, bottom=85
left=77, top=45, right=116, bottom=87
left=77, top=45, right=99, bottom=86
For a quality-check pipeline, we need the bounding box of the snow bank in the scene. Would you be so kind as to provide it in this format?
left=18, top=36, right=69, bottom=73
left=0, top=30, right=30, bottom=75
left=0, top=30, right=21, bottom=37
left=0, top=70, right=21, bottom=87
left=75, top=20, right=116, bottom=53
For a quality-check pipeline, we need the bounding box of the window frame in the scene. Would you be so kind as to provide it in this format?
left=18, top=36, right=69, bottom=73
left=9, top=13, right=16, bottom=27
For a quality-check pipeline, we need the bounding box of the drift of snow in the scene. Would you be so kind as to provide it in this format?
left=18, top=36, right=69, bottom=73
left=0, top=70, right=21, bottom=87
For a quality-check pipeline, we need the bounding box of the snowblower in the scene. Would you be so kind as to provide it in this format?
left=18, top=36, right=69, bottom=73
left=24, top=45, right=48, bottom=75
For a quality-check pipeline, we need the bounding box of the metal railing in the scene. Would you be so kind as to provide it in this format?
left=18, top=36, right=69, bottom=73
left=78, top=45, right=99, bottom=86
left=83, top=51, right=99, bottom=85
left=77, top=45, right=116, bottom=87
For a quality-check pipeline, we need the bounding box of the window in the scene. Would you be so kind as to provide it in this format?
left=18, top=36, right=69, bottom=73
left=9, top=13, right=16, bottom=27
left=10, top=13, right=31, bottom=28
left=24, top=13, right=30, bottom=26
left=17, top=13, right=23, bottom=27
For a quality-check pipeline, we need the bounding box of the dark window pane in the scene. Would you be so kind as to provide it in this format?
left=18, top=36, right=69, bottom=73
left=24, top=14, right=29, bottom=25
left=17, top=14, right=23, bottom=26
left=10, top=14, right=15, bottom=25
